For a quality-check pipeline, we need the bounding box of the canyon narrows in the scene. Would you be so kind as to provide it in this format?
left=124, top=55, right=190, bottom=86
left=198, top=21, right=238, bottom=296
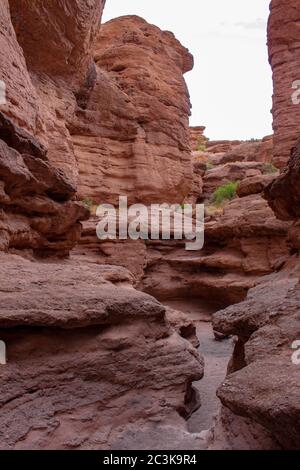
left=0, top=0, right=299, bottom=451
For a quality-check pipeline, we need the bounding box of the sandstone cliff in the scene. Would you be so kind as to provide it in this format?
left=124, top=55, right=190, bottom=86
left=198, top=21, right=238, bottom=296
left=1, top=0, right=299, bottom=453
left=73, top=15, right=194, bottom=205
left=0, top=1, right=204, bottom=450
left=268, top=0, right=300, bottom=168
left=0, top=0, right=90, bottom=256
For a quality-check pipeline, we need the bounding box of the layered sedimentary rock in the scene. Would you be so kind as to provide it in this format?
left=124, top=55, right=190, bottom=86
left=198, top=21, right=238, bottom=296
left=141, top=192, right=290, bottom=305
left=268, top=0, right=300, bottom=168
left=213, top=256, right=300, bottom=449
left=265, top=137, right=300, bottom=221
left=189, top=126, right=208, bottom=151
left=7, top=0, right=106, bottom=184
left=73, top=15, right=194, bottom=204
left=76, top=127, right=288, bottom=306
left=78, top=166, right=289, bottom=308
left=202, top=161, right=265, bottom=199
left=0, top=253, right=203, bottom=450
left=210, top=135, right=300, bottom=451
left=0, top=1, right=205, bottom=451
left=0, top=0, right=90, bottom=256
left=0, top=113, right=89, bottom=256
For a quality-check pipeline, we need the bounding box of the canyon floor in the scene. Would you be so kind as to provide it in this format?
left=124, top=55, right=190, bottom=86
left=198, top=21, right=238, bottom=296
left=164, top=299, right=233, bottom=433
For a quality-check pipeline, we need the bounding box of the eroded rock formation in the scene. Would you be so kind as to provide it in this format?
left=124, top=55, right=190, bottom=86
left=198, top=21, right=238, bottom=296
left=268, top=0, right=300, bottom=168
left=0, top=1, right=204, bottom=451
left=73, top=15, right=194, bottom=205
left=1, top=0, right=299, bottom=453
left=0, top=253, right=204, bottom=449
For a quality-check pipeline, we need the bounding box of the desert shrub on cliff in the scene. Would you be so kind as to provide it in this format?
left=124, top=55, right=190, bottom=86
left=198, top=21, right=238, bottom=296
left=212, top=181, right=238, bottom=206
left=206, top=161, right=214, bottom=170
left=81, top=198, right=94, bottom=209
left=196, top=137, right=207, bottom=152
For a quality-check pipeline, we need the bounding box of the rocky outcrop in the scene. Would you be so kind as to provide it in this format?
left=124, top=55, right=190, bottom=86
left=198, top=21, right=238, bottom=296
left=0, top=0, right=102, bottom=255
left=268, top=0, right=300, bottom=168
left=0, top=113, right=89, bottom=256
left=1, top=0, right=299, bottom=453
left=203, top=161, right=265, bottom=199
left=141, top=193, right=290, bottom=305
left=215, top=136, right=274, bottom=165
left=0, top=1, right=205, bottom=451
left=213, top=257, right=300, bottom=449
left=210, top=118, right=300, bottom=451
left=0, top=253, right=203, bottom=450
left=73, top=15, right=194, bottom=205
left=3, top=0, right=105, bottom=185
left=237, top=173, right=278, bottom=198
left=265, top=138, right=300, bottom=221
left=189, top=126, right=208, bottom=151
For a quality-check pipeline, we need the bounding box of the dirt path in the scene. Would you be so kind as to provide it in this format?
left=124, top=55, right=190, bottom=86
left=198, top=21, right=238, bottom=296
left=164, top=299, right=233, bottom=432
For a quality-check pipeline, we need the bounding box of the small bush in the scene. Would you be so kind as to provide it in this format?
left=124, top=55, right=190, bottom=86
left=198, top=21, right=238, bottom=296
left=206, top=161, right=214, bottom=171
left=212, top=181, right=238, bottom=206
left=81, top=198, right=94, bottom=210
left=196, top=143, right=207, bottom=152
left=262, top=162, right=278, bottom=174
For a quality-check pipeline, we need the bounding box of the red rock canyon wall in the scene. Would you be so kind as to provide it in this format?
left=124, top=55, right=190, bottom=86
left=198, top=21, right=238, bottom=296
left=268, top=0, right=300, bottom=168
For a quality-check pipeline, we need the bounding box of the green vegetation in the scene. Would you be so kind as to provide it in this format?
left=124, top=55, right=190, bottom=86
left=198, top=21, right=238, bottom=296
left=212, top=181, right=239, bottom=206
left=196, top=143, right=207, bottom=152
left=206, top=161, right=214, bottom=171
left=81, top=198, right=94, bottom=210
left=196, top=137, right=207, bottom=152
left=262, top=162, right=278, bottom=175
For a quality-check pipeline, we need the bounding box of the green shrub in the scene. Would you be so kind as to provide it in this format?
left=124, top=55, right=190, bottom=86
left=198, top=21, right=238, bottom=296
left=262, top=162, right=278, bottom=174
left=212, top=181, right=238, bottom=206
left=81, top=198, right=94, bottom=210
left=196, top=143, right=207, bottom=152
left=206, top=161, right=214, bottom=171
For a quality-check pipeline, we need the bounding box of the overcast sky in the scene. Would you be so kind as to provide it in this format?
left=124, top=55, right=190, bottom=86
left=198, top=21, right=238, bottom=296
left=103, top=0, right=272, bottom=141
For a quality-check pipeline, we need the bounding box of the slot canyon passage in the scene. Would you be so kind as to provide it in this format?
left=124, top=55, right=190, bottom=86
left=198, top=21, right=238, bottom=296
left=0, top=0, right=300, bottom=451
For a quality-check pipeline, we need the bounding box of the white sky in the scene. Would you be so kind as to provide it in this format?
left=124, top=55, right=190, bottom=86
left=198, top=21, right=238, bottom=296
left=103, top=0, right=273, bottom=141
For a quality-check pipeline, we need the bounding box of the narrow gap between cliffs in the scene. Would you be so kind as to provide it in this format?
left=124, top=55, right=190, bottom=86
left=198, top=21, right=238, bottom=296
left=163, top=297, right=234, bottom=432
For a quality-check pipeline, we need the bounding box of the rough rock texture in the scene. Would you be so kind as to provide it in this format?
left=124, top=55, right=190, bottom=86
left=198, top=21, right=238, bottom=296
left=215, top=136, right=274, bottom=165
left=76, top=130, right=288, bottom=307
left=211, top=141, right=300, bottom=450
left=0, top=115, right=89, bottom=255
left=77, top=188, right=290, bottom=307
left=190, top=129, right=273, bottom=165
left=141, top=194, right=290, bottom=304
left=189, top=126, right=208, bottom=151
left=237, top=173, right=278, bottom=198
left=73, top=15, right=194, bottom=205
left=0, top=0, right=101, bottom=255
left=0, top=2, right=206, bottom=451
left=10, top=0, right=106, bottom=85
left=203, top=161, right=265, bottom=199
left=0, top=253, right=203, bottom=450
left=1, top=0, right=299, bottom=452
left=3, top=0, right=105, bottom=185
left=268, top=0, right=300, bottom=168
left=265, top=137, right=300, bottom=221
left=213, top=257, right=300, bottom=449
